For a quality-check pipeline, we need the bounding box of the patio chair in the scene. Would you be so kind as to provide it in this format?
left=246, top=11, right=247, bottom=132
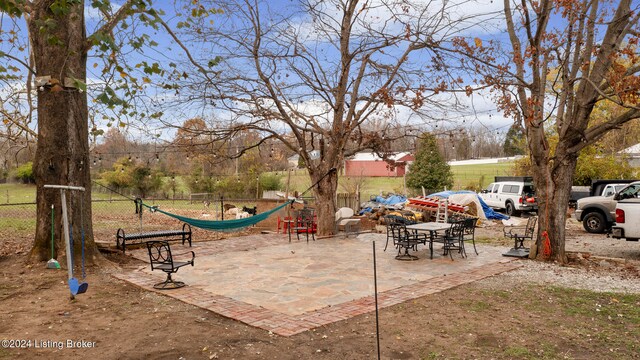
left=382, top=214, right=417, bottom=251
left=503, top=216, right=537, bottom=257
left=431, top=220, right=466, bottom=260
left=389, top=223, right=428, bottom=261
left=335, top=207, right=361, bottom=237
left=461, top=217, right=479, bottom=255
left=146, top=240, right=195, bottom=290
left=291, top=208, right=316, bottom=243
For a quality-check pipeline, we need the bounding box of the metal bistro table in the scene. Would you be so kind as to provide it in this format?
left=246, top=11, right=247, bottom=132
left=406, top=222, right=452, bottom=259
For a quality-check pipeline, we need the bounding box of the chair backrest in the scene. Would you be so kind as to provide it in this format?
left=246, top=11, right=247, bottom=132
left=389, top=223, right=409, bottom=241
left=525, top=217, right=538, bottom=237
left=383, top=214, right=416, bottom=225
left=298, top=208, right=315, bottom=223
left=463, top=217, right=478, bottom=236
left=446, top=220, right=465, bottom=239
left=335, top=207, right=354, bottom=221
left=146, top=241, right=174, bottom=270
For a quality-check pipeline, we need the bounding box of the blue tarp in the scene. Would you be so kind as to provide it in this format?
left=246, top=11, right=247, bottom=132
left=426, top=190, right=509, bottom=220
left=374, top=195, right=407, bottom=205
left=477, top=196, right=510, bottom=220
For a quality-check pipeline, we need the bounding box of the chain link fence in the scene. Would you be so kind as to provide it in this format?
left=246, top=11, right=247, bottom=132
left=0, top=191, right=282, bottom=256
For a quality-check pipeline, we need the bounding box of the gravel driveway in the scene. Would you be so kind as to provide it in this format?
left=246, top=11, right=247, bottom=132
left=476, top=216, right=640, bottom=294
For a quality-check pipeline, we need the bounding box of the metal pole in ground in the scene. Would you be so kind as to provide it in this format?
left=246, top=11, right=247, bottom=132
left=373, top=241, right=381, bottom=360
left=44, top=185, right=85, bottom=299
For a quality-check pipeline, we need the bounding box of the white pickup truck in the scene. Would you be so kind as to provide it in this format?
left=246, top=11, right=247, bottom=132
left=574, top=181, right=640, bottom=233
left=611, top=199, right=640, bottom=242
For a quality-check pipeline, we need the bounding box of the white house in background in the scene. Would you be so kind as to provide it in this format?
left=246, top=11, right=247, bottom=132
left=619, top=143, right=640, bottom=167
left=287, top=150, right=321, bottom=168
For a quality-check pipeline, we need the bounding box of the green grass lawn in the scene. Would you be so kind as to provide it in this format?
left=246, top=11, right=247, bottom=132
left=0, top=161, right=516, bottom=240
left=276, top=162, right=515, bottom=200
left=0, top=161, right=515, bottom=204
left=0, top=183, right=38, bottom=203
left=451, top=162, right=515, bottom=190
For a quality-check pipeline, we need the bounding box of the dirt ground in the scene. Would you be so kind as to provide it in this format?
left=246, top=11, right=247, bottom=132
left=1, top=217, right=639, bottom=360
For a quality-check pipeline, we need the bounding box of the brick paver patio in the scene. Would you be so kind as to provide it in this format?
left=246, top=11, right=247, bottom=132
left=113, top=233, right=521, bottom=336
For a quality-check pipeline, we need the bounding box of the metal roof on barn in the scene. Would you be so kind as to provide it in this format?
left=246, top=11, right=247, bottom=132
left=620, top=143, right=640, bottom=155
left=349, top=152, right=412, bottom=162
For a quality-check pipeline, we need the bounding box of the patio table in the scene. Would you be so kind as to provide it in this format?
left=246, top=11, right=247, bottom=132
left=406, top=222, right=452, bottom=259
left=405, top=222, right=452, bottom=233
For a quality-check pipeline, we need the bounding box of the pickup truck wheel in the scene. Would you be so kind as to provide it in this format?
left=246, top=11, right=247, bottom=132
left=582, top=212, right=606, bottom=233
left=505, top=201, right=519, bottom=217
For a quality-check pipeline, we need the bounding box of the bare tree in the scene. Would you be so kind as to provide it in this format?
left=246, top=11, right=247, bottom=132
left=162, top=0, right=496, bottom=235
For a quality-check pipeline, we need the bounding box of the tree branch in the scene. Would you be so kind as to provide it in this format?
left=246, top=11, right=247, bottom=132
left=571, top=108, right=640, bottom=153
left=0, top=51, right=36, bottom=75
left=85, top=0, right=139, bottom=51
left=0, top=109, right=37, bottom=138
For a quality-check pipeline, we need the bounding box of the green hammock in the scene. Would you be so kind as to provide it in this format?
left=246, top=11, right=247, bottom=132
left=141, top=200, right=293, bottom=232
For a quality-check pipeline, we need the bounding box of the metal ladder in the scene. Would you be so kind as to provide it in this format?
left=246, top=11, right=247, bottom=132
left=436, top=199, right=448, bottom=223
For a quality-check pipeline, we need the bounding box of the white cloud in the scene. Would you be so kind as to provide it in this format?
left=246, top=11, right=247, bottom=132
left=85, top=2, right=122, bottom=22
left=289, top=0, right=506, bottom=44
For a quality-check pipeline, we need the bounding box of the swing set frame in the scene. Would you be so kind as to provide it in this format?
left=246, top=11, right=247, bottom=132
left=44, top=184, right=87, bottom=298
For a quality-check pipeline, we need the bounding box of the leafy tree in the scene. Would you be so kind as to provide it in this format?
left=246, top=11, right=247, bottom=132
left=513, top=138, right=637, bottom=184
left=163, top=175, right=181, bottom=199
left=215, top=176, right=248, bottom=198
left=101, top=157, right=134, bottom=190
left=406, top=133, right=453, bottom=193
left=503, top=124, right=526, bottom=156
left=100, top=157, right=162, bottom=197
left=187, top=166, right=214, bottom=194
left=454, top=134, right=473, bottom=160
left=259, top=173, right=282, bottom=192
left=0, top=0, right=162, bottom=264
left=458, top=0, right=640, bottom=262
left=130, top=165, right=163, bottom=198
left=573, top=148, right=636, bottom=185
left=14, top=161, right=35, bottom=183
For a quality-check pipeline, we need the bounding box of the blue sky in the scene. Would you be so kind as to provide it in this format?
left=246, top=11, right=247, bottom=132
left=1, top=0, right=525, bottom=145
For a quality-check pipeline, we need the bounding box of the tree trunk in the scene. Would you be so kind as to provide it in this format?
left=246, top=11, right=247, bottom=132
left=310, top=165, right=339, bottom=236
left=27, top=1, right=101, bottom=266
left=530, top=143, right=577, bottom=263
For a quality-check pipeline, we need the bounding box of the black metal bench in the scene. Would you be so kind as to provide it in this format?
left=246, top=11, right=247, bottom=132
left=116, top=223, right=192, bottom=253
left=146, top=241, right=195, bottom=289
left=502, top=216, right=537, bottom=257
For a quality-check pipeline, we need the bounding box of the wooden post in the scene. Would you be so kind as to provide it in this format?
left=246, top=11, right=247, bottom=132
left=256, top=176, right=260, bottom=200
left=220, top=195, right=224, bottom=221
left=284, top=169, right=292, bottom=229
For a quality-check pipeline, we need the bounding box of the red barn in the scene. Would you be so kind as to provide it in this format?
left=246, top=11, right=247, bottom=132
left=344, top=152, right=414, bottom=177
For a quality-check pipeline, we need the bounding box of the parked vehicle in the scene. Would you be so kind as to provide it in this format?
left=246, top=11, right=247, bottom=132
left=611, top=196, right=640, bottom=241
left=479, top=176, right=537, bottom=217
left=569, top=179, right=636, bottom=207
left=575, top=181, right=640, bottom=233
